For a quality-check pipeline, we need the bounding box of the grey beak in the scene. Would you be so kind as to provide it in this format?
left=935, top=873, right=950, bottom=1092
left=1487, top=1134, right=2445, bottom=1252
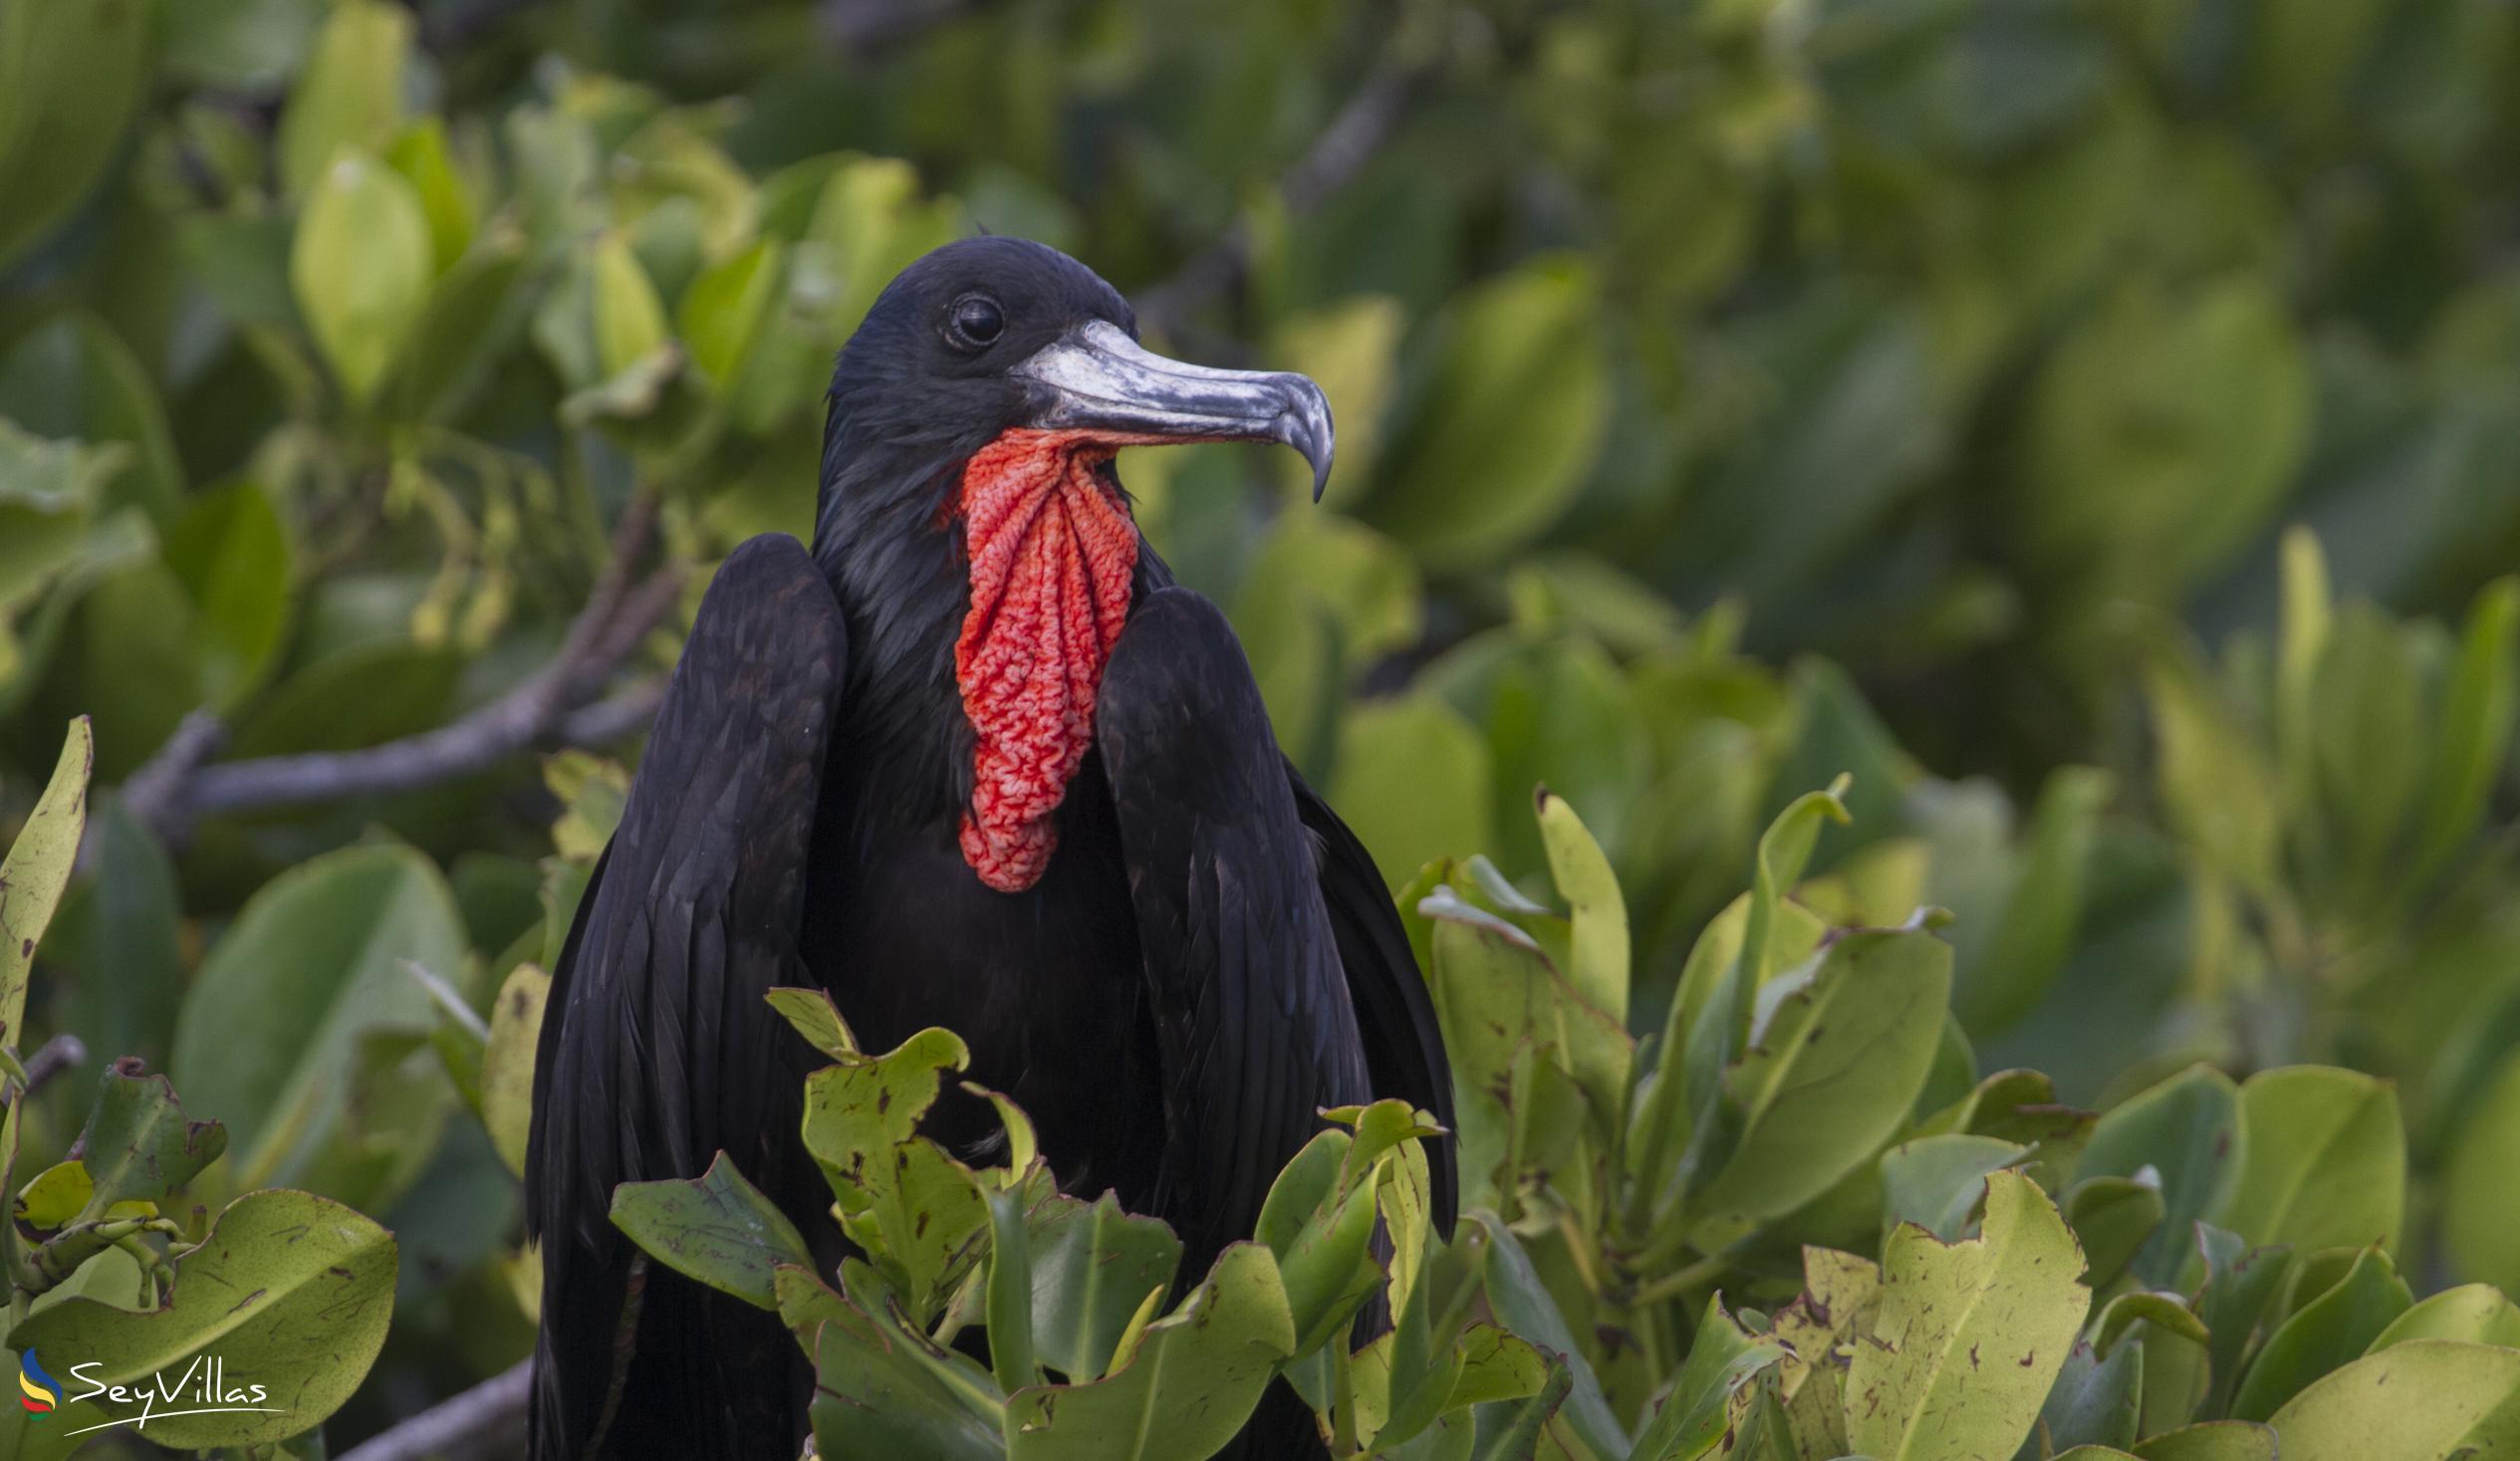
left=1014, top=321, right=1337, bottom=500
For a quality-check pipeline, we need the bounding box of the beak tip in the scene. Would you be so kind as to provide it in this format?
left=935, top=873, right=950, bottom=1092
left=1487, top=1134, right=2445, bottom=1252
left=1286, top=381, right=1336, bottom=504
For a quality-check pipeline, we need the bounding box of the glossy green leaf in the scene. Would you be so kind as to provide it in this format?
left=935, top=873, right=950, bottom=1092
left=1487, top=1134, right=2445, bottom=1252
left=611, top=1151, right=813, bottom=1310
left=275, top=0, right=410, bottom=195
left=1003, top=1242, right=1298, bottom=1461
left=2029, top=1340, right=2143, bottom=1457
left=2444, top=1048, right=2520, bottom=1294
left=1846, top=1171, right=2092, bottom=1461
left=1022, top=1192, right=1182, bottom=1383
left=2130, top=1421, right=2279, bottom=1460
left=292, top=149, right=434, bottom=405
left=2221, top=1067, right=2402, bottom=1257
left=2367, top=1284, right=2520, bottom=1352
left=1691, top=927, right=1953, bottom=1235
left=1363, top=258, right=1609, bottom=568
left=66, top=1066, right=227, bottom=1222
left=2077, top=1066, right=2244, bottom=1288
left=2230, top=1247, right=2412, bottom=1422
left=0, top=717, right=90, bottom=1052
left=479, top=962, right=549, bottom=1180
left=2267, top=1340, right=2520, bottom=1459
left=0, top=0, right=149, bottom=272
left=169, top=844, right=467, bottom=1194
left=6, top=1189, right=396, bottom=1448
left=1468, top=1211, right=1628, bottom=1461
left=1879, top=1133, right=2027, bottom=1244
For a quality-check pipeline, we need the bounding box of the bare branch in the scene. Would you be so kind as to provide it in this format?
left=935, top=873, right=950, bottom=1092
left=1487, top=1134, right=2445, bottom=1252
left=121, top=492, right=676, bottom=845
left=558, top=677, right=667, bottom=749
left=338, top=1358, right=531, bottom=1461
left=21, top=1034, right=87, bottom=1098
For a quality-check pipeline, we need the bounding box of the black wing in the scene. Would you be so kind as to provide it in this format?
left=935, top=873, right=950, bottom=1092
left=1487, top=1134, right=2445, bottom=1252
left=1290, top=770, right=1457, bottom=1235
left=1097, top=587, right=1456, bottom=1274
left=524, top=534, right=848, bottom=1461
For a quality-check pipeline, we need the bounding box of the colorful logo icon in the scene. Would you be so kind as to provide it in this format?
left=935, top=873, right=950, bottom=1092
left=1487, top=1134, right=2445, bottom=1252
left=18, top=1350, right=59, bottom=1415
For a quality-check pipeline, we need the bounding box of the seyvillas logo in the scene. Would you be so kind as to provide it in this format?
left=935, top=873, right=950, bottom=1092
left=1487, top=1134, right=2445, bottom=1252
left=18, top=1351, right=59, bottom=1414
left=45, top=1354, right=283, bottom=1437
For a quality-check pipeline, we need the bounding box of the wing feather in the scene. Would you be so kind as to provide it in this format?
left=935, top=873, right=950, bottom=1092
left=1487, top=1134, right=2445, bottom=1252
left=524, top=534, right=848, bottom=1461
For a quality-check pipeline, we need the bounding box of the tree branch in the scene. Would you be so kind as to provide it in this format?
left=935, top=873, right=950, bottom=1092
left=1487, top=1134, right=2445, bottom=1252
left=1137, top=55, right=1430, bottom=338
left=337, top=1358, right=531, bottom=1461
left=120, top=493, right=676, bottom=845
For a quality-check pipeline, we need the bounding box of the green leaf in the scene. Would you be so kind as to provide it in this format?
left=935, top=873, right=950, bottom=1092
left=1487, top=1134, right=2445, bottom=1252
left=2407, top=579, right=2520, bottom=888
left=1959, top=767, right=2112, bottom=1036
left=0, top=717, right=90, bottom=1052
left=2366, top=1284, right=2520, bottom=1352
left=2130, top=1421, right=2279, bottom=1460
left=611, top=1151, right=813, bottom=1310
left=1468, top=1355, right=1575, bottom=1461
left=1328, top=694, right=1494, bottom=890
left=0, top=313, right=185, bottom=521
left=2220, top=1067, right=2403, bottom=1257
left=809, top=1261, right=1008, bottom=1461
left=800, top=1027, right=986, bottom=1315
left=1880, top=1134, right=2028, bottom=1244
left=1468, top=1210, right=1628, bottom=1461
left=49, top=802, right=184, bottom=1074
left=767, top=985, right=859, bottom=1061
left=479, top=962, right=549, bottom=1180
left=1626, top=1296, right=1786, bottom=1461
left=1664, top=780, right=1852, bottom=1211
left=680, top=238, right=785, bottom=387
left=2444, top=1048, right=2520, bottom=1294
left=1024, top=1192, right=1183, bottom=1383
left=158, top=483, right=294, bottom=711
left=2029, top=1339, right=2143, bottom=1456
left=2194, top=1223, right=2292, bottom=1420
left=2023, top=276, right=2311, bottom=601
left=2142, top=643, right=2282, bottom=894
left=2077, top=1065, right=2244, bottom=1287
left=292, top=149, right=434, bottom=405
left=0, top=0, right=149, bottom=272
left=1846, top=1171, right=2093, bottom=1461
left=6, top=1189, right=396, bottom=1448
left=275, top=0, right=410, bottom=195
left=2093, top=1290, right=2211, bottom=1353
left=384, top=118, right=475, bottom=271
left=1003, top=1242, right=1299, bottom=1461
left=1255, top=1128, right=1386, bottom=1365
left=2309, top=605, right=2425, bottom=884
left=1365, top=258, right=1609, bottom=568
left=67, top=1067, right=227, bottom=1222
left=1691, top=927, right=1954, bottom=1236
left=2064, top=1174, right=2166, bottom=1291
left=2267, top=1339, right=2520, bottom=1459
left=591, top=234, right=672, bottom=379
left=2229, top=1247, right=2412, bottom=1423
left=1537, top=789, right=1631, bottom=1027
left=169, top=844, right=467, bottom=1194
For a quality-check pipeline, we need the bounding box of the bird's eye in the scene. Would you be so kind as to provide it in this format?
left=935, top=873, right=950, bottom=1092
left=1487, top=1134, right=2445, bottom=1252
left=946, top=294, right=1005, bottom=350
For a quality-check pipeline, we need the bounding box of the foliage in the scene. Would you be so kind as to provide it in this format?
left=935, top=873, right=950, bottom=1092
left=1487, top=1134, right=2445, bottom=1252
left=0, top=722, right=396, bottom=1457
left=605, top=786, right=2520, bottom=1460
left=1, top=0, right=2519, bottom=1452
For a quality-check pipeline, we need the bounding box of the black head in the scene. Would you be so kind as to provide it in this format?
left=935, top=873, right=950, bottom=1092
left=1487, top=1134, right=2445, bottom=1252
left=817, top=237, right=1335, bottom=533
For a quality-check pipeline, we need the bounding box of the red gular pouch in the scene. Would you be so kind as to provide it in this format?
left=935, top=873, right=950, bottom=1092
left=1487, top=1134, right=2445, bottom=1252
left=951, top=426, right=1176, bottom=892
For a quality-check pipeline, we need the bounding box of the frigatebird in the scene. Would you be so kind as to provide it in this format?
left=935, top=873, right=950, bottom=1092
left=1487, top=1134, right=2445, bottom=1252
left=524, top=237, right=1457, bottom=1460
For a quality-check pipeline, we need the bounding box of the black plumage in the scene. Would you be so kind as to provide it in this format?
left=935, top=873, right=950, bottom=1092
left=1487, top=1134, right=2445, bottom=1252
left=525, top=237, right=1455, bottom=1460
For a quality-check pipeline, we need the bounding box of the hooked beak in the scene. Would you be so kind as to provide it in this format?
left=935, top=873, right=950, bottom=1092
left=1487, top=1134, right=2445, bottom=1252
left=1014, top=321, right=1337, bottom=501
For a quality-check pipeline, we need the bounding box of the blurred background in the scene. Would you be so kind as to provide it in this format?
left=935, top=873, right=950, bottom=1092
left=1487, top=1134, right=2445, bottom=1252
left=2, top=0, right=2518, bottom=1447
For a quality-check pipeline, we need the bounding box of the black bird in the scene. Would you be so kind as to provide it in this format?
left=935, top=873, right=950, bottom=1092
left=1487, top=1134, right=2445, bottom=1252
left=525, top=237, right=1456, bottom=1460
